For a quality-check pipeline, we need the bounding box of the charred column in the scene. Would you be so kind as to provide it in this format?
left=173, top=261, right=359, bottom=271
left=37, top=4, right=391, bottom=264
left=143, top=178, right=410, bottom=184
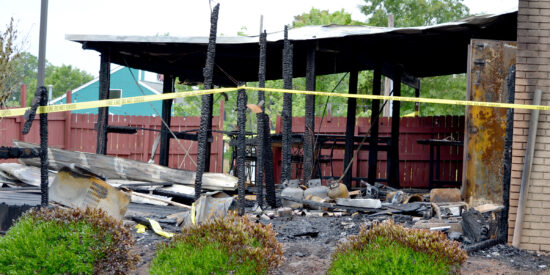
left=96, top=52, right=110, bottom=155
left=368, top=66, right=382, bottom=185
left=194, top=4, right=219, bottom=200
left=263, top=113, right=277, bottom=208
left=39, top=87, right=48, bottom=206
left=255, top=31, right=267, bottom=208
left=388, top=66, right=402, bottom=188
left=343, top=69, right=358, bottom=189
left=159, top=74, right=174, bottom=166
left=303, top=45, right=316, bottom=184
left=236, top=85, right=247, bottom=215
left=499, top=65, right=516, bottom=242
left=281, top=25, right=293, bottom=183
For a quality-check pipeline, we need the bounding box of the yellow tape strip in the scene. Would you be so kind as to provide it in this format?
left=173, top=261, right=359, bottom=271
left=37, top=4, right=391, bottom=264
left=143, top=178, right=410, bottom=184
left=2, top=85, right=549, bottom=118
left=0, top=87, right=237, bottom=118
left=244, top=86, right=550, bottom=111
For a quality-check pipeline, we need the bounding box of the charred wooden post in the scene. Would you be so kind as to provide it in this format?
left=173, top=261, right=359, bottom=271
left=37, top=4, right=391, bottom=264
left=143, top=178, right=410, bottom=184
left=303, top=45, right=316, bottom=184
left=499, top=65, right=515, bottom=242
left=368, top=66, right=382, bottom=185
left=343, top=68, right=358, bottom=189
left=255, top=30, right=267, bottom=208
left=237, top=85, right=247, bottom=215
left=159, top=74, right=174, bottom=166
left=39, top=87, right=48, bottom=206
left=194, top=4, right=219, bottom=200
left=263, top=113, right=277, bottom=208
left=96, top=51, right=111, bottom=155
left=281, top=25, right=293, bottom=183
left=388, top=66, right=402, bottom=188
left=0, top=147, right=41, bottom=159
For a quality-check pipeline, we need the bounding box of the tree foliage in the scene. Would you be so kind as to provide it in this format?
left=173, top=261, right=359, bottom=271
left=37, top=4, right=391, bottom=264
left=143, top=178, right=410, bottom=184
left=10, top=52, right=93, bottom=106
left=360, top=0, right=470, bottom=27
left=0, top=18, right=22, bottom=107
left=293, top=8, right=365, bottom=27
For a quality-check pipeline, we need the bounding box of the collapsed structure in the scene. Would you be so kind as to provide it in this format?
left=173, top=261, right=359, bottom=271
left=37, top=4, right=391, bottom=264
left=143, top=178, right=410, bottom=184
left=2, top=2, right=549, bottom=253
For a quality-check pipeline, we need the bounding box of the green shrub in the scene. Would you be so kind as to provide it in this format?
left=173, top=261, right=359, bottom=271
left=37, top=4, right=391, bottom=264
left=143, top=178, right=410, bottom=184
left=150, top=214, right=284, bottom=274
left=0, top=207, right=139, bottom=274
left=329, top=220, right=467, bottom=274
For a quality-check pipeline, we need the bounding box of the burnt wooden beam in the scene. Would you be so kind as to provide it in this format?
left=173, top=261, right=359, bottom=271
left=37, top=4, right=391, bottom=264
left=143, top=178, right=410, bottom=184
left=236, top=85, right=247, bottom=215
left=195, top=4, right=219, bottom=200
left=368, top=66, right=382, bottom=185
left=159, top=74, right=174, bottom=167
left=39, top=87, right=48, bottom=206
left=499, top=64, right=515, bottom=242
left=0, top=147, right=41, bottom=159
left=343, top=68, right=358, bottom=189
left=255, top=30, right=267, bottom=208
left=281, top=25, right=293, bottom=183
left=96, top=51, right=111, bottom=155
left=263, top=113, right=277, bottom=207
left=389, top=65, right=402, bottom=188
left=303, top=45, right=316, bottom=184
left=22, top=87, right=47, bottom=135
left=105, top=125, right=137, bottom=134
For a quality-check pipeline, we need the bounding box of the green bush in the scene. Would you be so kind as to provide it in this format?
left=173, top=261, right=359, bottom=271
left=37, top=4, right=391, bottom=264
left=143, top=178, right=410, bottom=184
left=329, top=220, right=467, bottom=275
left=0, top=207, right=139, bottom=274
left=150, top=214, right=284, bottom=274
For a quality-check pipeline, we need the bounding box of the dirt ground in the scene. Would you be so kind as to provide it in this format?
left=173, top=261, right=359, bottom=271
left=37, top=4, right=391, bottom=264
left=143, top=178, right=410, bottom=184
left=127, top=207, right=550, bottom=275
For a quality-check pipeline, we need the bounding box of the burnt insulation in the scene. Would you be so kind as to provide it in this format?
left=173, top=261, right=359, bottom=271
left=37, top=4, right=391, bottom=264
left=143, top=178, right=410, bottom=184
left=194, top=4, right=219, bottom=200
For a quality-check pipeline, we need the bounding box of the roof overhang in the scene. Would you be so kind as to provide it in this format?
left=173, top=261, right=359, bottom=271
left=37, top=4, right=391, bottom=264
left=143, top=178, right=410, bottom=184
left=67, top=10, right=517, bottom=86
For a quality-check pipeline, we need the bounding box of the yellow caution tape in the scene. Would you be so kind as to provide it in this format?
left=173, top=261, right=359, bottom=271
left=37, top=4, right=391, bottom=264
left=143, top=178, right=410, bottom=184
left=191, top=202, right=196, bottom=225
left=147, top=218, right=174, bottom=238
left=135, top=224, right=147, bottom=234
left=244, top=86, right=550, bottom=111
left=0, top=87, right=237, bottom=118
left=2, top=85, right=549, bottom=118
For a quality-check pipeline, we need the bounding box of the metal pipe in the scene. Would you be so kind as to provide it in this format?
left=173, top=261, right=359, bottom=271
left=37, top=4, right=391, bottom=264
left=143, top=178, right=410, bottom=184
left=36, top=0, right=48, bottom=88
left=512, top=89, right=542, bottom=248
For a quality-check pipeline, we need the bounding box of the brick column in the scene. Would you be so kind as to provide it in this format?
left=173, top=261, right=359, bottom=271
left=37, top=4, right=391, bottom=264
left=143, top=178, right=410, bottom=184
left=510, top=0, right=550, bottom=251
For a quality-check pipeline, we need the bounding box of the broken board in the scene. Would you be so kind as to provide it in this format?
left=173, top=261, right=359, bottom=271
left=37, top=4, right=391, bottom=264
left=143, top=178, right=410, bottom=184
left=14, top=141, right=237, bottom=191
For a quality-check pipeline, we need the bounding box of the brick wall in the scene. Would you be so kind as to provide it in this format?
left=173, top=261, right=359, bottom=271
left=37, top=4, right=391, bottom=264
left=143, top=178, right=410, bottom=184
left=509, top=0, right=550, bottom=251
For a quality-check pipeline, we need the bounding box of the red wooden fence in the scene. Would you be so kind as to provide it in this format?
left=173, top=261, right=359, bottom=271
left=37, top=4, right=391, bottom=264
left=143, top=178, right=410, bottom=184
left=274, top=116, right=465, bottom=189
left=0, top=111, right=225, bottom=172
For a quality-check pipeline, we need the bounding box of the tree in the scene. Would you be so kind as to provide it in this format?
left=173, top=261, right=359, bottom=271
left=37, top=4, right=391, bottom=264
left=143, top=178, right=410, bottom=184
left=10, top=52, right=93, bottom=106
left=360, top=0, right=470, bottom=116
left=45, top=65, right=93, bottom=99
left=360, top=0, right=470, bottom=27
left=293, top=9, right=364, bottom=27
left=0, top=18, right=22, bottom=107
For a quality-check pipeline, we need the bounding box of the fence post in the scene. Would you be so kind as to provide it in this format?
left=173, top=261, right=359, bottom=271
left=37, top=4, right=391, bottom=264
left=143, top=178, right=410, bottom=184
left=64, top=91, right=72, bottom=150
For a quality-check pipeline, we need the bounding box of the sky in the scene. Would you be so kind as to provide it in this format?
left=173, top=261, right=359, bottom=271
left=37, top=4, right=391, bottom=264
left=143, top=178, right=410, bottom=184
left=1, top=0, right=519, bottom=77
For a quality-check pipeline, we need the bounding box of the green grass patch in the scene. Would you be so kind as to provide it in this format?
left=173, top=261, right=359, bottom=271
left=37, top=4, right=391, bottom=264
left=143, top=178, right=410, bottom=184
left=150, top=214, right=283, bottom=274
left=329, top=236, right=452, bottom=275
left=329, top=220, right=467, bottom=275
left=0, top=207, right=139, bottom=274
